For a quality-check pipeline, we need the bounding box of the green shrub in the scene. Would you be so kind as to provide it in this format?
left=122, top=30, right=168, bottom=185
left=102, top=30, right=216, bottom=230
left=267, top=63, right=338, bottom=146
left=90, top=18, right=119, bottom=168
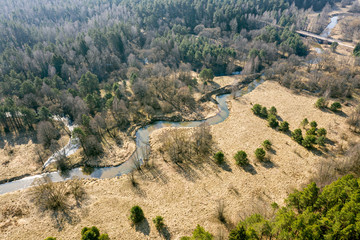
left=330, top=102, right=341, bottom=112
left=45, top=238, right=56, bottom=240
left=301, top=118, right=309, bottom=128
left=234, top=151, right=249, bottom=166
left=279, top=121, right=289, bottom=132
left=230, top=175, right=360, bottom=239
left=80, top=227, right=109, bottom=240
left=214, top=151, right=225, bottom=164
left=302, top=135, right=316, bottom=148
left=99, top=234, right=110, bottom=240
left=315, top=97, right=327, bottom=109
left=153, top=216, right=165, bottom=231
left=316, top=136, right=326, bottom=146
left=268, top=115, right=279, bottom=128
left=292, top=129, right=303, bottom=144
left=129, top=206, right=145, bottom=224
left=317, top=128, right=327, bottom=137
left=81, top=226, right=100, bottom=240
left=251, top=104, right=262, bottom=116
left=354, top=42, right=360, bottom=56
left=310, top=121, right=318, bottom=128
left=199, top=68, right=214, bottom=82
left=229, top=225, right=247, bottom=240
left=306, top=127, right=317, bottom=136
left=181, top=225, right=213, bottom=240
left=269, top=106, right=277, bottom=115
left=255, top=148, right=266, bottom=161
left=262, top=140, right=272, bottom=151
left=261, top=107, right=268, bottom=118
left=330, top=42, right=338, bottom=52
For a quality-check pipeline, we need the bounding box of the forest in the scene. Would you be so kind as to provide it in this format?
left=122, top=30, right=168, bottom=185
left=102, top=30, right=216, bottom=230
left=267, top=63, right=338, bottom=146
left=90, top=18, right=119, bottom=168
left=2, top=0, right=360, bottom=239
left=0, top=0, right=338, bottom=137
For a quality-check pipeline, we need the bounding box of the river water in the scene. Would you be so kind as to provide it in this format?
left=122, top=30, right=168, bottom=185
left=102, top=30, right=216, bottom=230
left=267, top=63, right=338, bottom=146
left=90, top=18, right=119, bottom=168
left=314, top=16, right=339, bottom=53
left=0, top=79, right=263, bottom=195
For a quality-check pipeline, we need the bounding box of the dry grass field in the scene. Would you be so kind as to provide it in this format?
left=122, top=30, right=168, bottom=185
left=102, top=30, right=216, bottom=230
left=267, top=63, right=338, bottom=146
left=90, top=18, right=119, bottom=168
left=0, top=81, right=358, bottom=240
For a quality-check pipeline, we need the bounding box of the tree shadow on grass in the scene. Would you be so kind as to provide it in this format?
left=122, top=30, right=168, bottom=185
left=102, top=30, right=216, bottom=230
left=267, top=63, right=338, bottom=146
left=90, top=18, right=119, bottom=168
left=130, top=181, right=147, bottom=198
left=51, top=208, right=80, bottom=231
left=334, top=111, right=348, bottom=118
left=310, top=148, right=323, bottom=156
left=174, top=162, right=200, bottom=182
left=219, top=161, right=232, bottom=172
left=0, top=130, right=38, bottom=148
left=243, top=164, right=257, bottom=175
left=135, top=218, right=150, bottom=236
left=260, top=160, right=277, bottom=169
left=326, top=138, right=336, bottom=146
left=160, top=226, right=171, bottom=240
left=144, top=163, right=169, bottom=184
left=269, top=148, right=277, bottom=155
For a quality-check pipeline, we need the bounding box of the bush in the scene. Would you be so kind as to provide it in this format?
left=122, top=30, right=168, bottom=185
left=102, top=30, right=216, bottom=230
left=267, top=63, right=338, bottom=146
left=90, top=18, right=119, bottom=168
left=229, top=225, right=249, bottom=240
left=214, top=151, right=225, bottom=164
left=279, top=121, right=289, bottom=132
left=153, top=216, right=165, bottom=231
left=81, top=227, right=109, bottom=240
left=317, top=128, right=327, bottom=137
left=181, top=225, right=213, bottom=240
left=260, top=107, right=268, bottom=118
left=354, top=42, right=360, bottom=57
left=234, top=151, right=249, bottom=166
left=99, top=234, right=110, bottom=240
left=262, top=140, right=272, bottom=151
left=268, top=115, right=279, bottom=128
left=252, top=104, right=262, bottom=116
left=45, top=238, right=56, bottom=240
left=302, top=135, right=316, bottom=148
left=81, top=226, right=100, bottom=240
left=301, top=118, right=309, bottom=128
left=269, top=106, right=277, bottom=115
left=292, top=129, right=303, bottom=144
left=316, top=136, right=326, bottom=146
left=199, top=68, right=214, bottom=82
left=306, top=127, right=317, bottom=136
left=129, top=206, right=145, bottom=224
left=31, top=177, right=69, bottom=212
left=310, top=121, right=318, bottom=128
left=315, top=97, right=327, bottom=109
left=330, top=102, right=342, bottom=112
left=255, top=148, right=266, bottom=161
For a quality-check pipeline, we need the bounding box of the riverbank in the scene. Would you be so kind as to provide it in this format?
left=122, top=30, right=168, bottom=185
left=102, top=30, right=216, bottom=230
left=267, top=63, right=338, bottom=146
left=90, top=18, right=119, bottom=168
left=0, top=131, right=70, bottom=183
left=0, top=74, right=248, bottom=186
left=1, top=81, right=358, bottom=239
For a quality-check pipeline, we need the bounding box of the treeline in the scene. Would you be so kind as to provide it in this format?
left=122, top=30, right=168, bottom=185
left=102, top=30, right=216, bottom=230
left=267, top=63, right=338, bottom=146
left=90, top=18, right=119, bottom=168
left=229, top=174, right=360, bottom=239
left=0, top=0, right=331, bottom=139
left=184, top=174, right=360, bottom=239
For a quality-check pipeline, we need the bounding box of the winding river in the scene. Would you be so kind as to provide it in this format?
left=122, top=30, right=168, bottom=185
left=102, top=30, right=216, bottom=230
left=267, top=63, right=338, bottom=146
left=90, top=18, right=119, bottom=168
left=0, top=78, right=263, bottom=195
left=314, top=16, right=339, bottom=54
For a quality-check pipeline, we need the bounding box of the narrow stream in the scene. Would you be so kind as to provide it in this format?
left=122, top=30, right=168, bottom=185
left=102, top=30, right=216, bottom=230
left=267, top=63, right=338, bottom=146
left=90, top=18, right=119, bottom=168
left=314, top=16, right=339, bottom=53
left=0, top=79, right=263, bottom=195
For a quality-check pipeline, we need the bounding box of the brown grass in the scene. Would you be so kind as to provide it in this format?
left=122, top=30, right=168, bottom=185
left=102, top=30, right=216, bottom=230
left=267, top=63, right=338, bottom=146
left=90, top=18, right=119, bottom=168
left=0, top=132, right=69, bottom=182
left=0, top=81, right=358, bottom=239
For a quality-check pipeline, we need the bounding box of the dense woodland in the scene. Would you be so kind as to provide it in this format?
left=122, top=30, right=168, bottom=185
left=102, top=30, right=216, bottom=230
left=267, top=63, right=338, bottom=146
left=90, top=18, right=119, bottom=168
left=0, top=0, right=341, bottom=135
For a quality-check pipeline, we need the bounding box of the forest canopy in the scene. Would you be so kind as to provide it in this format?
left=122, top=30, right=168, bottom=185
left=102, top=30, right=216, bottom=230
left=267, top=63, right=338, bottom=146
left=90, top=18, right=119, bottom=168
left=0, top=0, right=334, bottom=136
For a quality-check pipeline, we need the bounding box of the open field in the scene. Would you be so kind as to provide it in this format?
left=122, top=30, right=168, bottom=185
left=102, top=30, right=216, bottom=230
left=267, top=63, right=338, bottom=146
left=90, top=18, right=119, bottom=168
left=0, top=81, right=358, bottom=239
left=0, top=132, right=70, bottom=182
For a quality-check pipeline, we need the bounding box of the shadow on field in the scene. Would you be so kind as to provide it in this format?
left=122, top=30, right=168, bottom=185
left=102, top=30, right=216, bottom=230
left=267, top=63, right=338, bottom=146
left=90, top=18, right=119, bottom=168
left=135, top=218, right=150, bottom=236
